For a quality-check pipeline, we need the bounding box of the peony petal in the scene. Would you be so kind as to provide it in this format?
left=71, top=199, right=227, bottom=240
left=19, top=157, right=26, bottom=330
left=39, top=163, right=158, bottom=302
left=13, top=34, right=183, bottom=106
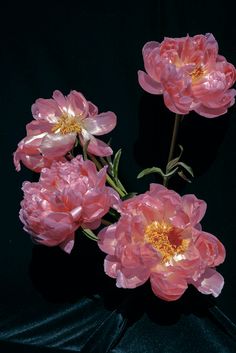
left=150, top=272, right=188, bottom=301
left=138, top=70, right=163, bottom=94
left=98, top=224, right=118, bottom=255
left=26, top=119, right=54, bottom=136
left=32, top=98, right=61, bottom=122
left=195, top=231, right=226, bottom=266
left=104, top=255, right=120, bottom=278
left=182, top=194, right=207, bottom=225
left=59, top=233, right=75, bottom=254
left=67, top=90, right=89, bottom=118
left=191, top=268, right=224, bottom=297
left=40, top=133, right=76, bottom=158
left=88, top=101, right=98, bottom=116
left=116, top=267, right=150, bottom=288
left=52, top=90, right=68, bottom=113
left=80, top=130, right=113, bottom=157
left=83, top=112, right=117, bottom=136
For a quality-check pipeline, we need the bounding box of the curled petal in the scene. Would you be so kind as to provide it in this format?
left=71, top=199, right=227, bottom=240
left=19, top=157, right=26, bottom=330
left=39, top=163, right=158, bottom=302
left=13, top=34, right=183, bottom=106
left=84, top=112, right=117, bottom=136
left=182, top=194, right=207, bottom=225
left=98, top=225, right=118, bottom=256
left=195, top=231, right=226, bottom=266
left=67, top=90, right=89, bottom=117
left=191, top=268, right=224, bottom=297
left=138, top=70, right=163, bottom=94
left=116, top=267, right=150, bottom=289
left=88, top=101, right=98, bottom=116
left=150, top=272, right=188, bottom=301
left=32, top=98, right=60, bottom=122
left=80, top=130, right=113, bottom=157
left=59, top=234, right=75, bottom=254
left=104, top=255, right=120, bottom=278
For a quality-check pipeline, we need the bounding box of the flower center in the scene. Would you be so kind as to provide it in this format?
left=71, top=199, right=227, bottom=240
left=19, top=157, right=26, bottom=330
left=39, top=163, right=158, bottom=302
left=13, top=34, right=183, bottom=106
left=190, top=65, right=205, bottom=82
left=51, top=115, right=82, bottom=135
left=144, top=221, right=189, bottom=263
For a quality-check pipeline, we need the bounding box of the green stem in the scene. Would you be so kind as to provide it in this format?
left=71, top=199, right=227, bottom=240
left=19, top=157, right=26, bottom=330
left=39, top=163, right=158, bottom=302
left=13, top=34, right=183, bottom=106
left=89, top=154, right=126, bottom=197
left=101, top=218, right=112, bottom=226
left=164, top=114, right=182, bottom=187
left=82, top=228, right=98, bottom=241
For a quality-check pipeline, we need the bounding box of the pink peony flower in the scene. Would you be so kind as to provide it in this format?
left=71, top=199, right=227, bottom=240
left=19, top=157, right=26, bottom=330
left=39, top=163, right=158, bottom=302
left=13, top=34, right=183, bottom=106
left=20, top=155, right=120, bottom=253
left=98, top=184, right=225, bottom=301
left=138, top=33, right=236, bottom=118
left=14, top=90, right=117, bottom=172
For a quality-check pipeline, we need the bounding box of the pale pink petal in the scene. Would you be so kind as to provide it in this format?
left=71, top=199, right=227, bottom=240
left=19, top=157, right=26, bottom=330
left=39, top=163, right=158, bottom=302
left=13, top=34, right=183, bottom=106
left=98, top=224, right=118, bottom=255
left=40, top=133, right=76, bottom=158
left=116, top=267, right=150, bottom=288
left=182, top=194, right=207, bottom=225
left=138, top=70, right=163, bottom=94
left=150, top=272, right=188, bottom=301
left=88, top=101, right=98, bottom=116
left=195, top=231, right=226, bottom=266
left=52, top=90, right=68, bottom=112
left=26, top=119, right=54, bottom=136
left=32, top=98, right=61, bottom=121
left=83, top=112, right=117, bottom=136
left=191, top=268, right=224, bottom=297
left=59, top=233, right=75, bottom=254
left=163, top=91, right=191, bottom=115
left=104, top=255, right=120, bottom=278
left=80, top=130, right=113, bottom=157
left=67, top=90, right=89, bottom=117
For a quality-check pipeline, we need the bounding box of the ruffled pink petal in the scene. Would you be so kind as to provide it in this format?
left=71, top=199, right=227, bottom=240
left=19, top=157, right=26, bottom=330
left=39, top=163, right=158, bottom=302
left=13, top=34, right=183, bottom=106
left=195, top=231, right=226, bottom=266
left=40, top=133, right=76, bottom=158
left=138, top=70, right=163, bottom=94
left=82, top=189, right=111, bottom=222
left=182, top=194, right=207, bottom=225
left=52, top=90, right=68, bottom=113
left=194, top=103, right=230, bottom=118
left=83, top=112, right=117, bottom=136
left=32, top=98, right=61, bottom=121
left=26, top=119, right=54, bottom=136
left=163, top=91, right=191, bottom=115
left=13, top=135, right=54, bottom=172
left=116, top=267, right=150, bottom=289
left=80, top=130, right=113, bottom=157
left=88, top=101, right=98, bottom=116
left=191, top=268, right=224, bottom=297
left=98, top=224, right=118, bottom=255
left=104, top=255, right=120, bottom=278
left=82, top=219, right=101, bottom=230
left=150, top=272, right=188, bottom=301
left=59, top=233, right=75, bottom=254
left=67, top=90, right=89, bottom=118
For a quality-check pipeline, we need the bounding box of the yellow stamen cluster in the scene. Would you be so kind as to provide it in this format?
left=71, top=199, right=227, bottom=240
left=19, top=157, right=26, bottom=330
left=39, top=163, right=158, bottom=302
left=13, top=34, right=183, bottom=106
left=190, top=65, right=205, bottom=82
left=144, top=221, right=189, bottom=263
left=51, top=115, right=82, bottom=135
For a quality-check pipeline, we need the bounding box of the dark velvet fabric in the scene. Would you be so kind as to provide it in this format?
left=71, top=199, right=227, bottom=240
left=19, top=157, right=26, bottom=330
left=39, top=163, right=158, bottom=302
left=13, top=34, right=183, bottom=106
left=1, top=1, right=236, bottom=352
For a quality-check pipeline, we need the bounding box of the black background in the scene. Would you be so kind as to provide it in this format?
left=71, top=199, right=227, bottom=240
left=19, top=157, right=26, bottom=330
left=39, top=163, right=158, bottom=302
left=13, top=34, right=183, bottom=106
left=1, top=1, right=236, bottom=352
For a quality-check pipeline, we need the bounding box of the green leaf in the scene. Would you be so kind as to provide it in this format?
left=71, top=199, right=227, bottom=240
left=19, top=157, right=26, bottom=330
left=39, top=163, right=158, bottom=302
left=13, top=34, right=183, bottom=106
left=82, top=228, right=98, bottom=241
left=166, top=145, right=183, bottom=172
left=121, top=192, right=137, bottom=201
left=82, top=139, right=90, bottom=160
left=113, top=149, right=122, bottom=181
left=176, top=162, right=194, bottom=177
left=178, top=170, right=192, bottom=183
left=137, top=167, right=165, bottom=179
left=165, top=167, right=179, bottom=177
left=137, top=166, right=179, bottom=179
